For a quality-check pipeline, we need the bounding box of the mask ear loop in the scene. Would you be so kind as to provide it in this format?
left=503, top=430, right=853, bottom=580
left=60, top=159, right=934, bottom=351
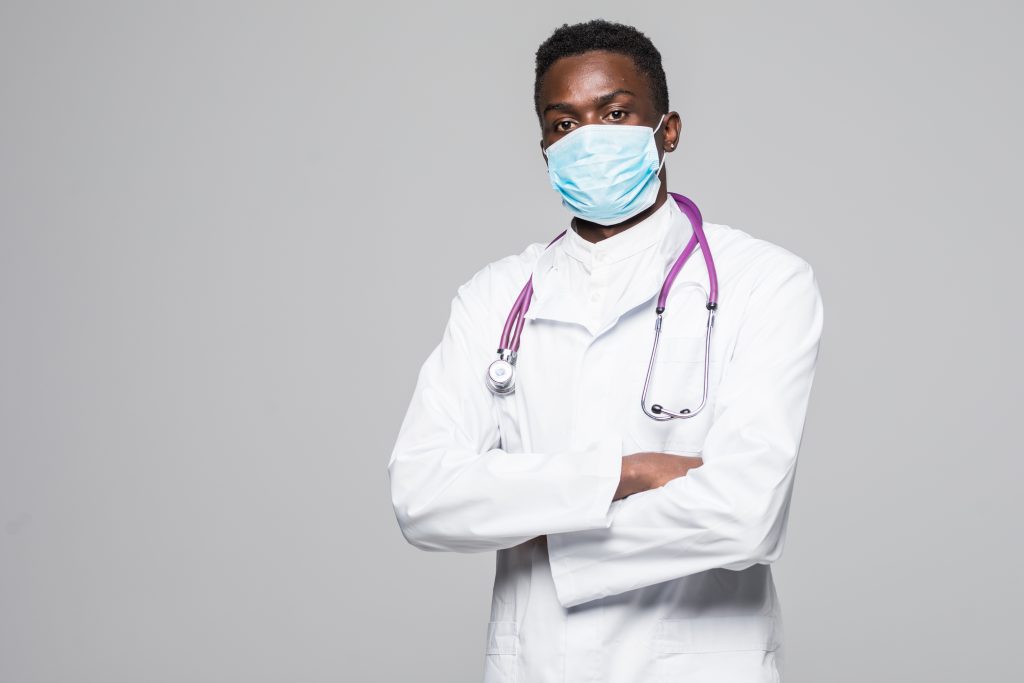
left=653, top=113, right=668, bottom=174
left=653, top=113, right=666, bottom=134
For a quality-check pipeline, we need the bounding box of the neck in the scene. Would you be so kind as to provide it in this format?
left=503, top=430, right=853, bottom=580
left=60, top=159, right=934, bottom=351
left=571, top=173, right=669, bottom=244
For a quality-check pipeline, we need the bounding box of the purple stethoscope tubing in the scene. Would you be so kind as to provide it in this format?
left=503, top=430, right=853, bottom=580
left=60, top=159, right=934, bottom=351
left=657, top=193, right=718, bottom=312
left=488, top=192, right=719, bottom=419
left=642, top=193, right=719, bottom=420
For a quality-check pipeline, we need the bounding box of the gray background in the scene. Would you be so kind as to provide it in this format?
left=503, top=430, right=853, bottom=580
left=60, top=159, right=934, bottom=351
left=1, top=1, right=1020, bottom=681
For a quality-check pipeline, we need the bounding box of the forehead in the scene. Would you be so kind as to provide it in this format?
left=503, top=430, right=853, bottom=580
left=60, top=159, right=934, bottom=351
left=538, top=50, right=652, bottom=109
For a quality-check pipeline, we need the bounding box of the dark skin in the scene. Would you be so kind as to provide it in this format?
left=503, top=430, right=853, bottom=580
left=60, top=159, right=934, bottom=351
left=535, top=50, right=704, bottom=510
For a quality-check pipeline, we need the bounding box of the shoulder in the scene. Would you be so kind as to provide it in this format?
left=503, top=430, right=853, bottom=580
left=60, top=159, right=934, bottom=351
left=453, top=241, right=549, bottom=309
left=701, top=220, right=823, bottom=339
left=705, top=221, right=819, bottom=296
left=440, top=241, right=550, bottom=353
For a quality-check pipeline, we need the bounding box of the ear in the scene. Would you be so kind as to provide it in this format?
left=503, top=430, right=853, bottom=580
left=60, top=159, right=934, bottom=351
left=539, top=138, right=549, bottom=168
left=663, top=112, right=683, bottom=153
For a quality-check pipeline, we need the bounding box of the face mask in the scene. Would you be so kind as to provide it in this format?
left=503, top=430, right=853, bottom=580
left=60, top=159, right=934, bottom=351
left=543, top=114, right=666, bottom=226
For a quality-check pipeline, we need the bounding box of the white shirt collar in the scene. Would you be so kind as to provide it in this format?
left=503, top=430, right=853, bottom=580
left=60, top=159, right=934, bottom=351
left=527, top=197, right=703, bottom=334
left=561, top=199, right=675, bottom=271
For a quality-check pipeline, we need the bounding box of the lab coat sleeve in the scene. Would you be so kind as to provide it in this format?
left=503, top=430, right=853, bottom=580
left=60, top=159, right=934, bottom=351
left=387, top=269, right=623, bottom=554
left=545, top=258, right=824, bottom=607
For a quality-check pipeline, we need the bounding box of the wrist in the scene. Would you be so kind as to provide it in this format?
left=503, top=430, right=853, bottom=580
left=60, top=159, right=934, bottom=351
left=621, top=454, right=650, bottom=498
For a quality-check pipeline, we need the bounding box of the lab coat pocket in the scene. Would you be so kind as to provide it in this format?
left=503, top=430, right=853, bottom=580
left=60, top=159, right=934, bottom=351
left=656, top=333, right=712, bottom=363
left=626, top=335, right=721, bottom=455
left=652, top=615, right=781, bottom=683
left=482, top=620, right=519, bottom=683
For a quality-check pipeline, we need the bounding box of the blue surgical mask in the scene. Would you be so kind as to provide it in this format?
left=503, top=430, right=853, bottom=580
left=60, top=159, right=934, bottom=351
left=543, top=114, right=666, bottom=226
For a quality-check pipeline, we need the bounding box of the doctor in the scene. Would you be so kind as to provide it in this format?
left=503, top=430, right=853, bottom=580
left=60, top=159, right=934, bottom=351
left=387, top=18, right=823, bottom=683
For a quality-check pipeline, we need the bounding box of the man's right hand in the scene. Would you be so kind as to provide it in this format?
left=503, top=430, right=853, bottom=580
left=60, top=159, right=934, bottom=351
left=613, top=452, right=704, bottom=501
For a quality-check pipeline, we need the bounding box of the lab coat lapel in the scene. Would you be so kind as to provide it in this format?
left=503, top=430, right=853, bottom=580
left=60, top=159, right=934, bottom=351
left=520, top=246, right=587, bottom=329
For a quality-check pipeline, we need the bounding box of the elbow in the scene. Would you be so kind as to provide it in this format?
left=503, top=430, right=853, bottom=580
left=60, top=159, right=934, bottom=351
left=712, top=493, right=790, bottom=571
left=392, top=504, right=459, bottom=553
left=391, top=497, right=523, bottom=554
left=389, top=487, right=484, bottom=553
left=387, top=457, right=450, bottom=552
left=729, top=460, right=797, bottom=568
left=719, top=530, right=781, bottom=573
left=746, top=527, right=785, bottom=566
left=389, top=485, right=454, bottom=552
left=727, top=508, right=788, bottom=570
left=396, top=518, right=447, bottom=553
left=386, top=461, right=526, bottom=554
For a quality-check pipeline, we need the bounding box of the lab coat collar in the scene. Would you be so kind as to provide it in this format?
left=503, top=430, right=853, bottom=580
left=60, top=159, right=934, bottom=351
left=526, top=196, right=701, bottom=336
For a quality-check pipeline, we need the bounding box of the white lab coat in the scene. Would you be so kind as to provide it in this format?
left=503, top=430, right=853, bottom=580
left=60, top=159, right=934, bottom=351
left=387, top=197, right=824, bottom=683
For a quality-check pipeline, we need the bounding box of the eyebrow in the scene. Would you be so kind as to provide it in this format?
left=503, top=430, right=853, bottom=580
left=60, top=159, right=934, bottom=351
left=542, top=88, right=637, bottom=116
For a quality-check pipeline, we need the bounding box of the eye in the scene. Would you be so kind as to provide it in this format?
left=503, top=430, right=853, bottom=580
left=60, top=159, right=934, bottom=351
left=607, top=109, right=628, bottom=121
left=555, top=120, right=575, bottom=132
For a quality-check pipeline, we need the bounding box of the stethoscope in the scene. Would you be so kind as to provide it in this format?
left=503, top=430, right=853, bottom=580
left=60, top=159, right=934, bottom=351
left=485, top=192, right=719, bottom=421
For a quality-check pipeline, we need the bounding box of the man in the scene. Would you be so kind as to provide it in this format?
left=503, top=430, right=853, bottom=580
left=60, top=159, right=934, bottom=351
left=387, top=19, right=823, bottom=683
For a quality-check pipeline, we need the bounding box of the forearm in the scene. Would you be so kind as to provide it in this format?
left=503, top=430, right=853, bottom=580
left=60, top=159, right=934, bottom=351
left=615, top=451, right=705, bottom=499
left=389, top=422, right=624, bottom=553
left=545, top=444, right=797, bottom=607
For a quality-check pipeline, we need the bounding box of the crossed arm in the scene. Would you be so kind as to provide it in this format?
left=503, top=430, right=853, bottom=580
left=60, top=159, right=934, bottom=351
left=387, top=260, right=823, bottom=607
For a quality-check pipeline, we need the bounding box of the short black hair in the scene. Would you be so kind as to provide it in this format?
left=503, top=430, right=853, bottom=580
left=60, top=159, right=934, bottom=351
left=534, top=19, right=669, bottom=119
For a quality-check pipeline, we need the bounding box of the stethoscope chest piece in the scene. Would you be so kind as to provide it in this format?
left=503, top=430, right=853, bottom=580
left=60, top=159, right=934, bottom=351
left=486, top=350, right=517, bottom=396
